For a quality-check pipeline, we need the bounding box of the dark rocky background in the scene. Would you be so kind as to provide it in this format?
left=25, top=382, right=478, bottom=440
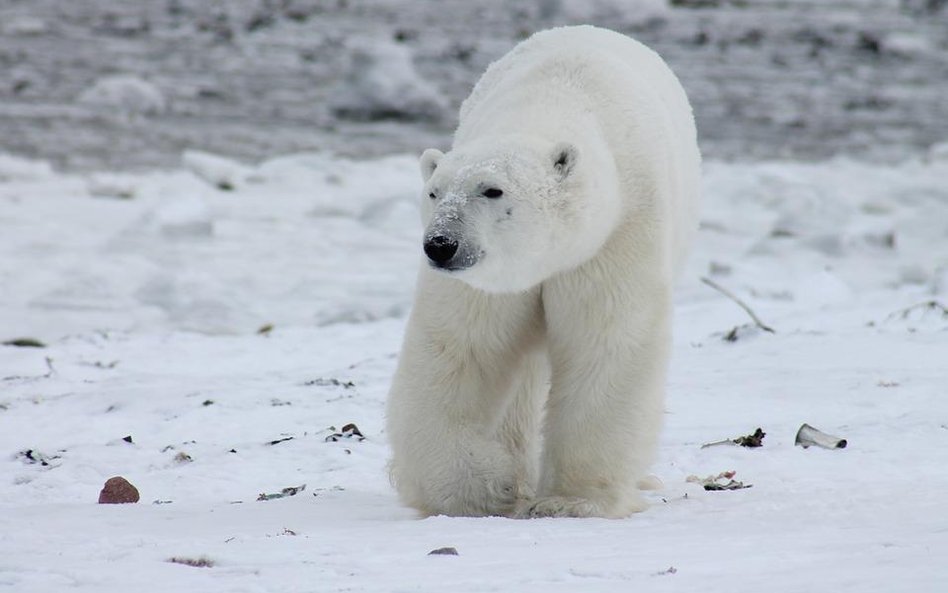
left=1, top=0, right=946, bottom=171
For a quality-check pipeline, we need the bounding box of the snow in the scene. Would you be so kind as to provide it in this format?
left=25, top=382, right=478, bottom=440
left=2, top=150, right=947, bottom=591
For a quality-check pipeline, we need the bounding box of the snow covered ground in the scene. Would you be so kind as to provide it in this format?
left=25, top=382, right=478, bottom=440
left=1, top=146, right=947, bottom=592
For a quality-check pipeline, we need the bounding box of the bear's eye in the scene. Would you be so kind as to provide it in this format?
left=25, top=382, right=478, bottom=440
left=428, top=192, right=437, bottom=199
left=482, top=187, right=503, bottom=198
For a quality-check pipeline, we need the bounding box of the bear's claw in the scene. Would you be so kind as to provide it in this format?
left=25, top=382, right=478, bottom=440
left=515, top=496, right=600, bottom=519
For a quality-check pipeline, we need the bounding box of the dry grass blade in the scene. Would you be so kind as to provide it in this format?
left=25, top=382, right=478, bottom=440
left=700, top=276, right=775, bottom=334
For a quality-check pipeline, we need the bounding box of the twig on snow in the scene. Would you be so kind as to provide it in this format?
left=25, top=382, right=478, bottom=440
left=167, top=556, right=214, bottom=568
left=700, top=276, right=775, bottom=334
left=884, top=300, right=948, bottom=322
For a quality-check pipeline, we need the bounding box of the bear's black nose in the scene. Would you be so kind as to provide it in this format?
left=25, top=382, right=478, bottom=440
left=424, top=235, right=458, bottom=265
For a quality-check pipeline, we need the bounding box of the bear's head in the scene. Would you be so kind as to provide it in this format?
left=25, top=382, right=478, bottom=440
left=417, top=137, right=620, bottom=293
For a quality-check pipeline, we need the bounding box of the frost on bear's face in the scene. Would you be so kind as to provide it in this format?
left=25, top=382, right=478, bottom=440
left=417, top=142, right=587, bottom=293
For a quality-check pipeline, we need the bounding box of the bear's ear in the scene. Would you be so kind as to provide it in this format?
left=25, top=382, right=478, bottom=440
left=551, top=143, right=577, bottom=181
left=419, top=148, right=444, bottom=182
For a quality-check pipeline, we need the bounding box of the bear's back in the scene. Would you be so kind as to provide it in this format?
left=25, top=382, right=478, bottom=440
left=460, top=26, right=687, bottom=130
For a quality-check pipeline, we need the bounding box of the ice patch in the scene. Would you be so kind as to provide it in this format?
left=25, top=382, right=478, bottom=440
left=0, top=153, right=54, bottom=182
left=182, top=150, right=256, bottom=191
left=77, top=75, right=167, bottom=115
left=329, top=39, right=448, bottom=122
left=1, top=16, right=49, bottom=36
left=145, top=193, right=214, bottom=238
left=928, top=140, right=948, bottom=164
left=884, top=32, right=933, bottom=56
left=541, top=0, right=668, bottom=24
left=86, top=173, right=139, bottom=200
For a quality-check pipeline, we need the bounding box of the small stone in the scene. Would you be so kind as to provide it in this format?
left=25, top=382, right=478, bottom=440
left=98, top=476, right=140, bottom=504
left=2, top=337, right=46, bottom=348
left=428, top=547, right=459, bottom=556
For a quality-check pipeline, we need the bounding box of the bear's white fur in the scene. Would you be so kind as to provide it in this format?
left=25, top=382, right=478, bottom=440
left=386, top=25, right=701, bottom=518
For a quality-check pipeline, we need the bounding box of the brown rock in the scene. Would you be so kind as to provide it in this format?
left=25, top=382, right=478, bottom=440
left=98, top=476, right=140, bottom=504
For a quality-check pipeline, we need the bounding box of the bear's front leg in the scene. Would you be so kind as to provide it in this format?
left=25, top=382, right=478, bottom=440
left=526, top=266, right=672, bottom=519
left=390, top=420, right=525, bottom=517
left=387, top=273, right=543, bottom=517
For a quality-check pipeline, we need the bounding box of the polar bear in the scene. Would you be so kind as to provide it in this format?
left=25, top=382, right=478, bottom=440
left=386, top=25, right=701, bottom=518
